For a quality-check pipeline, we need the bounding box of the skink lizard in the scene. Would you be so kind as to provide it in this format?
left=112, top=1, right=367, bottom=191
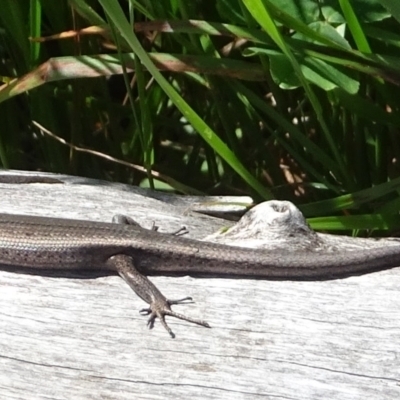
left=1, top=212, right=400, bottom=337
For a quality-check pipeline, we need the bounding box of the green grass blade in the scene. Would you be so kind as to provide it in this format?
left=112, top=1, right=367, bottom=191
left=97, top=0, right=272, bottom=198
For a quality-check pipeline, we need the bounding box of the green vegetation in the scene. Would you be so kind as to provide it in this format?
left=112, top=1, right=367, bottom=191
left=1, top=0, right=400, bottom=234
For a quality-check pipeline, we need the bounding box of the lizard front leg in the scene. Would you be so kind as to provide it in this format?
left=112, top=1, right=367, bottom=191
left=107, top=254, right=210, bottom=338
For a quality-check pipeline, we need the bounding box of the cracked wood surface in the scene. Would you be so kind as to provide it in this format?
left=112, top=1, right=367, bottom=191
left=0, top=170, right=399, bottom=400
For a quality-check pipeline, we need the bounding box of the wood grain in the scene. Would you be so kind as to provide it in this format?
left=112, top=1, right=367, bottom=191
left=0, top=170, right=399, bottom=399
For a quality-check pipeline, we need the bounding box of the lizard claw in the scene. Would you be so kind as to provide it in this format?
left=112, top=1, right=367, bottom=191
left=139, top=297, right=211, bottom=339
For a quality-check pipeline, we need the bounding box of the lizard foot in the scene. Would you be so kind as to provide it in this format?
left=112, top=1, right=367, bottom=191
left=140, top=297, right=211, bottom=338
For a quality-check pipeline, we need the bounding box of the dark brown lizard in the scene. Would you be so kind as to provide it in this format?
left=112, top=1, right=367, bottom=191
left=1, top=213, right=399, bottom=337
